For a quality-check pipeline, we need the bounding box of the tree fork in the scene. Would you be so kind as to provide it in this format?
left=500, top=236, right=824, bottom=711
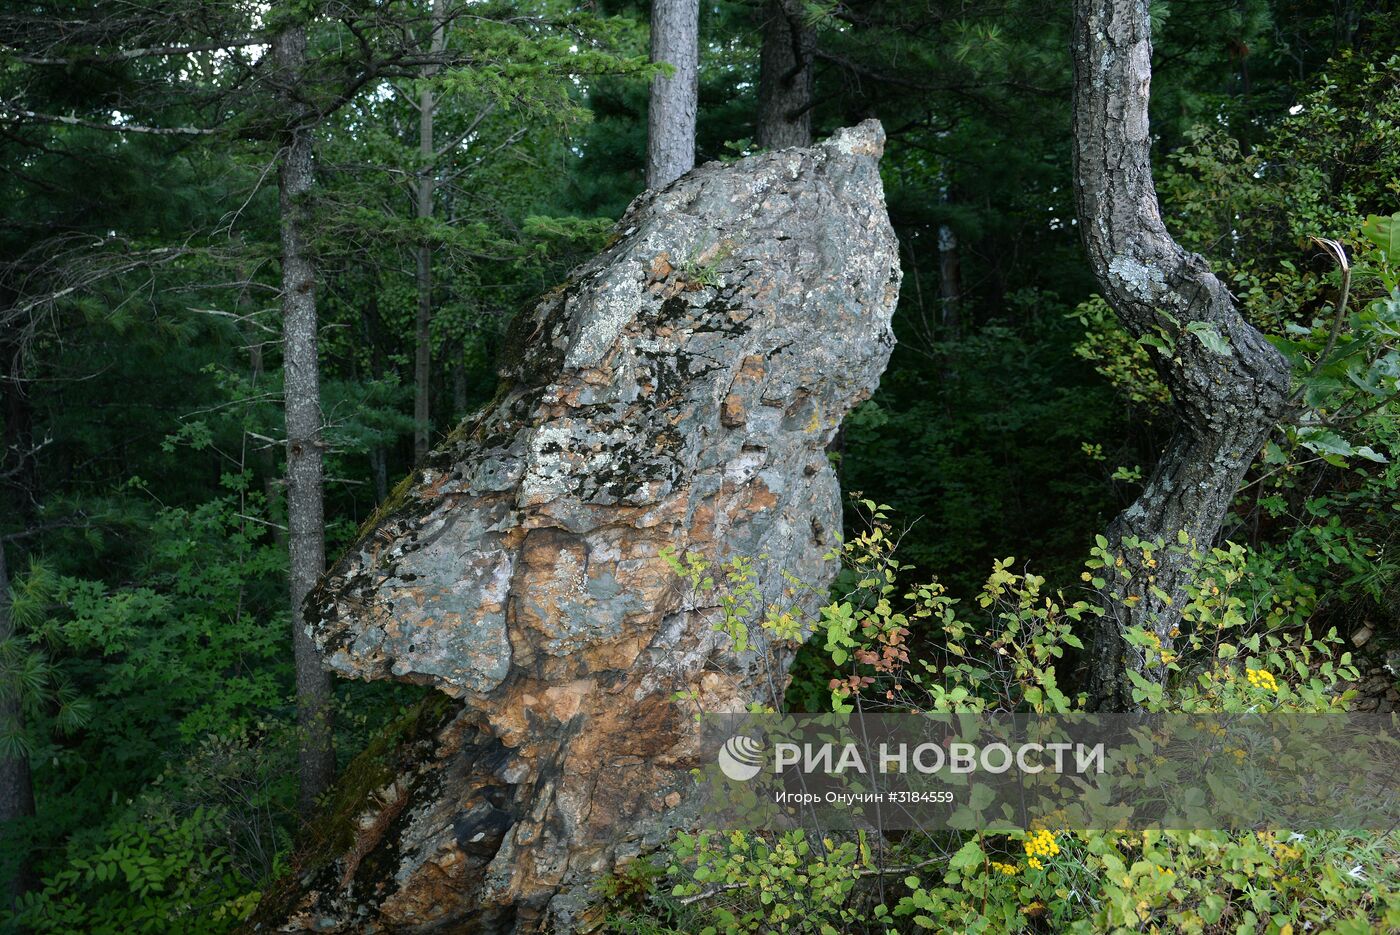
left=1071, top=0, right=1291, bottom=710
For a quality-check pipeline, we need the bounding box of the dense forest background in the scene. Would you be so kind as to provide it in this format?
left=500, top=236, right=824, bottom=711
left=2, top=0, right=1399, bottom=930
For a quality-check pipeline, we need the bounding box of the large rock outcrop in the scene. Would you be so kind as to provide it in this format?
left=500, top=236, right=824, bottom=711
left=258, top=121, right=900, bottom=933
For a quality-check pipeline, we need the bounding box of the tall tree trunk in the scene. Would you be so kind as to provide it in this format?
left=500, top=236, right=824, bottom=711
left=1071, top=0, right=1291, bottom=710
left=756, top=0, right=813, bottom=150
left=451, top=357, right=468, bottom=420
left=0, top=542, right=36, bottom=911
left=358, top=293, right=391, bottom=504
left=273, top=23, right=337, bottom=816
left=413, top=0, right=448, bottom=463
left=937, top=222, right=960, bottom=339
left=0, top=339, right=36, bottom=908
left=368, top=448, right=389, bottom=505
left=646, top=0, right=698, bottom=189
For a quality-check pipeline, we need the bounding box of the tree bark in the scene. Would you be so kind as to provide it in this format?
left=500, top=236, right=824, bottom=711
left=646, top=0, right=698, bottom=189
left=0, top=542, right=36, bottom=911
left=756, top=0, right=813, bottom=150
left=413, top=0, right=448, bottom=463
left=358, top=293, right=391, bottom=504
left=451, top=357, right=468, bottom=420
left=1071, top=0, right=1291, bottom=710
left=937, top=222, right=960, bottom=339
left=273, top=22, right=337, bottom=816
left=0, top=335, right=36, bottom=908
left=413, top=249, right=432, bottom=462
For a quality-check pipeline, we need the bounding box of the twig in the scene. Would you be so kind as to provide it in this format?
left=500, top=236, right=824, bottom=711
left=10, top=36, right=269, bottom=66
left=1, top=102, right=219, bottom=136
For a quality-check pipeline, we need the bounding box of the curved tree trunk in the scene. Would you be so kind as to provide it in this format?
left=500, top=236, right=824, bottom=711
left=646, top=0, right=698, bottom=189
left=756, top=0, right=813, bottom=150
left=1071, top=0, right=1291, bottom=710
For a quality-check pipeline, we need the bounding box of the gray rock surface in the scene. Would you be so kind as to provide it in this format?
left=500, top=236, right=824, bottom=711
left=259, top=120, right=900, bottom=933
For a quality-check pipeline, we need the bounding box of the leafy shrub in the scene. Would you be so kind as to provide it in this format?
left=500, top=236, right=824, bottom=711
left=614, top=501, right=1399, bottom=934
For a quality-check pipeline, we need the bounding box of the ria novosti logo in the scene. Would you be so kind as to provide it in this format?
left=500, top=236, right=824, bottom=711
left=716, top=733, right=1108, bottom=782
left=717, top=734, right=766, bottom=781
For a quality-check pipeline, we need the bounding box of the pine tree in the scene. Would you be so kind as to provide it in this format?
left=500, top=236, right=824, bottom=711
left=756, top=0, right=813, bottom=149
left=270, top=16, right=338, bottom=814
left=646, top=0, right=698, bottom=188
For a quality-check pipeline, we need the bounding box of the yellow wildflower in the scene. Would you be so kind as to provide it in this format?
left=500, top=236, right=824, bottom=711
left=1023, top=829, right=1060, bottom=864
left=1245, top=668, right=1278, bottom=692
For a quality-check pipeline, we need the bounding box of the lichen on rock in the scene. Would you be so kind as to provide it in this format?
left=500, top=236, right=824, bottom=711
left=257, top=120, right=901, bottom=933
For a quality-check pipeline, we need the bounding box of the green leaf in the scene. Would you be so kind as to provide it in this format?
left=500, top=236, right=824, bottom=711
left=1362, top=212, right=1400, bottom=262
left=949, top=838, right=985, bottom=871
left=1298, top=427, right=1363, bottom=462
left=1186, top=321, right=1233, bottom=357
